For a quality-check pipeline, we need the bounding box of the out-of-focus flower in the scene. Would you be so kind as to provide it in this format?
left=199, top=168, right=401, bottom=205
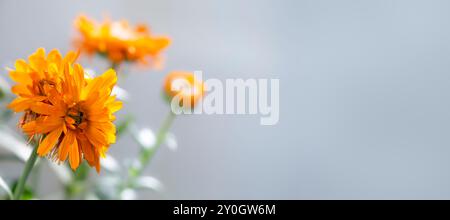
left=8, top=48, right=78, bottom=126
left=8, top=49, right=122, bottom=171
left=163, top=71, right=205, bottom=108
left=74, top=15, right=170, bottom=68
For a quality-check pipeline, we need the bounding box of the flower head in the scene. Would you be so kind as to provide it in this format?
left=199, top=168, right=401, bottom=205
left=74, top=15, right=170, bottom=67
left=8, top=49, right=121, bottom=172
left=8, top=48, right=78, bottom=126
left=163, top=71, right=205, bottom=108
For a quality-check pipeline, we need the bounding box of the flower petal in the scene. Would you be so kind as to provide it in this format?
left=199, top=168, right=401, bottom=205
left=69, top=137, right=80, bottom=170
left=37, top=126, right=63, bottom=156
left=58, top=132, right=75, bottom=161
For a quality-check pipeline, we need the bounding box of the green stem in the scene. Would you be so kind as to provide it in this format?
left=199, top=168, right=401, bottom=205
left=29, top=158, right=41, bottom=195
left=13, top=143, right=39, bottom=200
left=111, top=62, right=127, bottom=83
left=131, top=111, right=176, bottom=178
left=111, top=62, right=119, bottom=71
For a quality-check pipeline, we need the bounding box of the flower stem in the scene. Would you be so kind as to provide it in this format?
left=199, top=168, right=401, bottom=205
left=13, top=143, right=39, bottom=200
left=131, top=111, right=176, bottom=178
left=111, top=62, right=123, bottom=75
left=111, top=62, right=119, bottom=70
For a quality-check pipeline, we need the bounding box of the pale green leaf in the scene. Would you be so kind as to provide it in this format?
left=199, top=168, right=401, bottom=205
left=0, top=175, right=13, bottom=200
left=101, top=155, right=121, bottom=173
left=135, top=176, right=164, bottom=192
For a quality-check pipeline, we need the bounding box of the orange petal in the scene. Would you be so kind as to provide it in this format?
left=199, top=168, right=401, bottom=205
left=14, top=59, right=29, bottom=72
left=22, top=121, right=37, bottom=135
left=7, top=96, right=45, bottom=112
left=64, top=50, right=79, bottom=64
left=106, top=99, right=122, bottom=113
left=36, top=116, right=65, bottom=133
left=85, top=125, right=109, bottom=147
left=47, top=49, right=63, bottom=67
left=11, top=85, right=31, bottom=96
left=7, top=97, right=31, bottom=112
left=69, top=137, right=80, bottom=170
left=58, top=132, right=75, bottom=161
left=37, top=126, right=63, bottom=156
left=9, top=71, right=32, bottom=84
left=82, top=69, right=117, bottom=100
left=30, top=102, right=59, bottom=116
left=28, top=48, right=47, bottom=72
left=22, top=116, right=64, bottom=135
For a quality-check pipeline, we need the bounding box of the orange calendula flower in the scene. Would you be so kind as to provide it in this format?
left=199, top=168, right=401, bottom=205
left=8, top=48, right=78, bottom=126
left=74, top=15, right=170, bottom=67
left=8, top=49, right=121, bottom=172
left=163, top=71, right=205, bottom=108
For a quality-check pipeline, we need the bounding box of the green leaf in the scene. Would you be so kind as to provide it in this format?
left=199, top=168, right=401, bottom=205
left=73, top=162, right=90, bottom=181
left=134, top=176, right=164, bottom=192
left=11, top=180, right=34, bottom=200
left=132, top=127, right=156, bottom=149
left=101, top=155, right=120, bottom=172
left=165, top=132, right=178, bottom=151
left=0, top=88, right=5, bottom=100
left=120, top=188, right=137, bottom=200
left=0, top=175, right=13, bottom=200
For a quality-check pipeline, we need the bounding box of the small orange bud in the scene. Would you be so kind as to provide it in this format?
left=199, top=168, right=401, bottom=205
left=163, top=71, right=205, bottom=108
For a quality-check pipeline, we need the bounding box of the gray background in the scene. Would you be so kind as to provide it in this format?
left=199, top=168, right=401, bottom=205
left=2, top=0, right=450, bottom=199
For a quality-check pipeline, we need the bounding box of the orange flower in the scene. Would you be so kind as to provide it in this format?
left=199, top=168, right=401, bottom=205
left=74, top=15, right=170, bottom=67
left=8, top=49, right=121, bottom=171
left=8, top=48, right=78, bottom=126
left=163, top=71, right=205, bottom=108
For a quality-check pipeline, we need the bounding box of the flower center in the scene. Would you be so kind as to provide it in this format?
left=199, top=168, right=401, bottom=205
left=65, top=106, right=87, bottom=130
left=36, top=79, right=56, bottom=96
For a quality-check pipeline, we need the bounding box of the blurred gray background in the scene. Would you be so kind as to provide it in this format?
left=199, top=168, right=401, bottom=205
left=2, top=0, right=450, bottom=199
